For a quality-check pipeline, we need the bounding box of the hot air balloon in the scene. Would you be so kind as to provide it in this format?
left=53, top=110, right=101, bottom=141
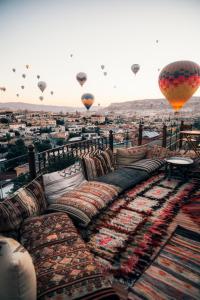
left=21, top=85, right=24, bottom=89
left=0, top=87, right=6, bottom=92
left=156, top=40, right=159, bottom=43
left=25, top=64, right=29, bottom=69
left=37, top=75, right=40, bottom=80
left=38, top=81, right=47, bottom=92
left=101, top=65, right=105, bottom=70
left=50, top=91, right=54, bottom=95
left=70, top=54, right=73, bottom=58
left=16, top=94, right=19, bottom=97
left=39, top=96, right=44, bottom=101
left=12, top=68, right=16, bottom=72
left=158, top=60, right=200, bottom=111
left=22, top=74, right=26, bottom=78
left=103, top=72, right=107, bottom=76
left=76, top=72, right=87, bottom=86
left=81, top=93, right=94, bottom=110
left=131, top=64, right=140, bottom=75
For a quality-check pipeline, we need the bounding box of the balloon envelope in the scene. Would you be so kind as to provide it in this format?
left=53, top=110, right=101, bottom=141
left=22, top=74, right=26, bottom=78
left=21, top=85, right=24, bottom=89
left=12, top=68, right=16, bottom=72
left=38, top=81, right=47, bottom=92
left=50, top=91, right=54, bottom=95
left=26, top=65, right=29, bottom=69
left=159, top=60, right=200, bottom=111
left=39, top=96, right=44, bottom=101
left=101, top=65, right=105, bottom=70
left=81, top=93, right=94, bottom=110
left=76, top=72, right=87, bottom=86
left=131, top=64, right=140, bottom=75
left=37, top=75, right=40, bottom=80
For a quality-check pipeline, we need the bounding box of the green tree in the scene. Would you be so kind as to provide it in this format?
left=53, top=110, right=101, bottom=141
left=0, top=117, right=9, bottom=124
left=34, top=139, right=52, bottom=152
left=56, top=119, right=65, bottom=126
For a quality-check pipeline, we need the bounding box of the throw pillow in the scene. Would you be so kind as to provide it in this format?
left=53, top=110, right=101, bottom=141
left=116, top=145, right=147, bottom=167
left=0, top=236, right=36, bottom=300
left=146, top=145, right=170, bottom=159
left=20, top=213, right=119, bottom=300
left=43, top=161, right=86, bottom=204
left=0, top=179, right=46, bottom=232
left=125, top=158, right=165, bottom=174
left=47, top=181, right=120, bottom=226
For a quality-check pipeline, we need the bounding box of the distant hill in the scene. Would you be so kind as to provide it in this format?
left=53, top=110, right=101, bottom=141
left=104, top=97, right=200, bottom=112
left=0, top=97, right=199, bottom=113
left=0, top=102, right=96, bottom=113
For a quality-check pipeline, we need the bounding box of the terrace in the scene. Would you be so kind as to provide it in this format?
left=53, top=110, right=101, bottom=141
left=0, top=120, right=199, bottom=300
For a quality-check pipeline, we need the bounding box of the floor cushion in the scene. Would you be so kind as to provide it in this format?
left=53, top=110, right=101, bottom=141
left=0, top=236, right=36, bottom=300
left=124, top=158, right=165, bottom=174
left=47, top=182, right=121, bottom=226
left=20, top=212, right=119, bottom=300
left=95, top=167, right=149, bottom=193
left=0, top=179, right=46, bottom=232
left=43, top=161, right=86, bottom=204
left=116, top=145, right=147, bottom=168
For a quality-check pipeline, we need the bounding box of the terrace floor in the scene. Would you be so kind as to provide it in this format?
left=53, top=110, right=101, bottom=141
left=112, top=175, right=200, bottom=300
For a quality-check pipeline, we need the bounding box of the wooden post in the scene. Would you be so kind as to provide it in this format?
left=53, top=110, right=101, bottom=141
left=138, top=121, right=143, bottom=146
left=109, top=130, right=113, bottom=151
left=179, top=120, right=184, bottom=149
left=162, top=123, right=167, bottom=148
left=28, top=144, right=36, bottom=180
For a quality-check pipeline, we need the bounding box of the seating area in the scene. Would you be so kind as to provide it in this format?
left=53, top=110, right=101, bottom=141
left=0, top=144, right=199, bottom=300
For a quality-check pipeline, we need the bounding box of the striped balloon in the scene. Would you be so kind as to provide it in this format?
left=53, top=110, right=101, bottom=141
left=159, top=60, right=200, bottom=111
left=81, top=93, right=94, bottom=110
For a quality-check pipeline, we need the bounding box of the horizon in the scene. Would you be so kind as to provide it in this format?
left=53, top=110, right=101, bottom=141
left=0, top=0, right=200, bottom=108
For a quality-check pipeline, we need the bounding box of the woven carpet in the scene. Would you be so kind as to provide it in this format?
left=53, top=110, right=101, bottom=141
left=83, top=173, right=198, bottom=287
left=182, top=189, right=200, bottom=227
left=128, top=226, right=200, bottom=300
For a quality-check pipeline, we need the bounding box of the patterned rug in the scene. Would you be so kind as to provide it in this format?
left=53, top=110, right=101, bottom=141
left=128, top=226, right=200, bottom=300
left=182, top=189, right=200, bottom=227
left=83, top=173, right=198, bottom=287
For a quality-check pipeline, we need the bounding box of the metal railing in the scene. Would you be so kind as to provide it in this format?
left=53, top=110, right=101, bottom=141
left=0, top=120, right=192, bottom=199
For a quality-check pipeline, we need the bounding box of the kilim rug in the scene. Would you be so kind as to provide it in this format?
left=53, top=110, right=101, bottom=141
left=128, top=226, right=200, bottom=300
left=182, top=189, right=200, bottom=227
left=82, top=173, right=199, bottom=287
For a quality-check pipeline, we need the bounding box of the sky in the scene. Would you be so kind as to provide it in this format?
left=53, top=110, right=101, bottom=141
left=0, top=0, right=200, bottom=108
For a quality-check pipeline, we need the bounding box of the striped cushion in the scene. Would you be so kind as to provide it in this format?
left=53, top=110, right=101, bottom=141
left=47, top=181, right=120, bottom=226
left=116, top=145, right=147, bottom=167
left=126, top=158, right=165, bottom=174
left=0, top=179, right=46, bottom=232
left=43, top=161, right=86, bottom=204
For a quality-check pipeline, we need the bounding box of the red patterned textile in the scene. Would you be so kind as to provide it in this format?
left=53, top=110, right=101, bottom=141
left=20, top=212, right=119, bottom=300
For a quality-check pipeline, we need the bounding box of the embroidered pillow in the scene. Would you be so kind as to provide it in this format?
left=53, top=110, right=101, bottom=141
left=43, top=161, right=86, bottom=204
left=47, top=181, right=120, bottom=226
left=0, top=236, right=36, bottom=300
left=125, top=158, right=165, bottom=174
left=0, top=179, right=46, bottom=232
left=116, top=145, right=147, bottom=167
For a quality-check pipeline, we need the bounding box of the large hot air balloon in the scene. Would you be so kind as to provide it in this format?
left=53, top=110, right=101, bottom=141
left=22, top=74, right=26, bottom=78
left=101, top=65, right=105, bottom=70
left=81, top=93, right=94, bottom=110
left=76, top=72, right=87, bottom=86
left=39, top=96, right=44, bottom=101
left=159, top=60, right=200, bottom=111
left=131, top=64, right=140, bottom=75
left=38, top=81, right=47, bottom=92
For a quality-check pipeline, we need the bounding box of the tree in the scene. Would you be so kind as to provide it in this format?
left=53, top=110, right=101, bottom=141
left=0, top=117, right=9, bottom=124
left=56, top=119, right=65, bottom=126
left=34, top=139, right=52, bottom=152
left=55, top=138, right=64, bottom=146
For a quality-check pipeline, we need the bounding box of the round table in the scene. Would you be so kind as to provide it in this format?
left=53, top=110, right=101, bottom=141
left=164, top=156, right=194, bottom=180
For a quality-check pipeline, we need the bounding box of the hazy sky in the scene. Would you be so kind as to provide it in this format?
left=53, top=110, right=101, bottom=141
left=0, top=0, right=200, bottom=107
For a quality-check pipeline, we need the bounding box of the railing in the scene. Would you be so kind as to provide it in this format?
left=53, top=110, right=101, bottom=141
left=0, top=120, right=192, bottom=199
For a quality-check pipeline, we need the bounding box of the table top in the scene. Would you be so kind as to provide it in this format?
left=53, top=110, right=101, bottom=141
left=180, top=130, right=200, bottom=136
left=165, top=156, right=194, bottom=165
